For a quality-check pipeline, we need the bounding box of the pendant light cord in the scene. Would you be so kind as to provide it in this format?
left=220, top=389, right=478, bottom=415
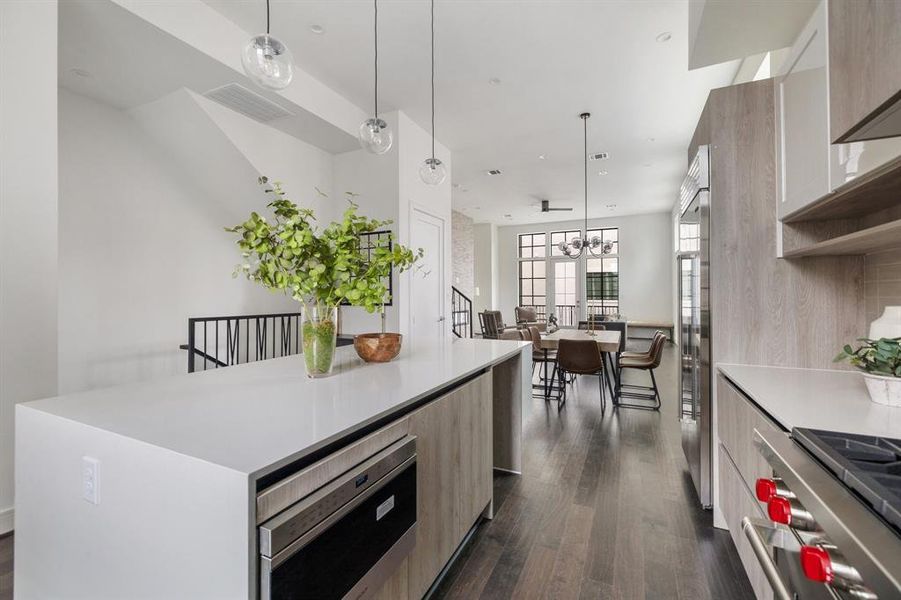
left=266, top=0, right=270, bottom=34
left=583, top=114, right=588, bottom=236
left=430, top=0, right=436, bottom=161
left=374, top=0, right=379, bottom=118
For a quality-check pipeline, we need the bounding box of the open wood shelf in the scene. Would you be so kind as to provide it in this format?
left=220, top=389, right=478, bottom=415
left=783, top=218, right=901, bottom=257
left=782, top=154, right=901, bottom=223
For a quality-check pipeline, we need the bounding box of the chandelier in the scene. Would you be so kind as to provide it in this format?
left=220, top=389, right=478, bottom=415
left=558, top=113, right=614, bottom=259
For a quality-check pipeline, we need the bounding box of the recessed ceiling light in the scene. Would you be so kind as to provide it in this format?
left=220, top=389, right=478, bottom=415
left=488, top=77, right=502, bottom=86
left=311, top=24, right=325, bottom=34
left=598, top=170, right=608, bottom=176
left=486, top=169, right=502, bottom=176
left=656, top=32, right=672, bottom=43
left=538, top=154, right=546, bottom=160
left=70, top=68, right=92, bottom=78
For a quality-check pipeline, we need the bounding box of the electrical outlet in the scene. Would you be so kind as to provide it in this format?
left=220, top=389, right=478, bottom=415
left=82, top=456, right=100, bottom=505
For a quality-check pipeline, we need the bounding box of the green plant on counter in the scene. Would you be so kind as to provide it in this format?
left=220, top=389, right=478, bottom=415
left=834, top=337, right=901, bottom=377
left=226, top=177, right=422, bottom=374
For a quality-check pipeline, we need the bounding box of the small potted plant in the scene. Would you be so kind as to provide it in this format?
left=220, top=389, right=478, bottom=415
left=834, top=337, right=901, bottom=407
left=227, top=177, right=421, bottom=377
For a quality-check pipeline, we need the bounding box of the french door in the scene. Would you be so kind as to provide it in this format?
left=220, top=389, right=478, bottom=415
left=548, top=259, right=581, bottom=327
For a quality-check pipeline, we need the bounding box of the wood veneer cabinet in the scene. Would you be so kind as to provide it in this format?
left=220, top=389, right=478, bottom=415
left=374, top=371, right=493, bottom=599
left=828, top=0, right=901, bottom=143
left=717, top=375, right=785, bottom=600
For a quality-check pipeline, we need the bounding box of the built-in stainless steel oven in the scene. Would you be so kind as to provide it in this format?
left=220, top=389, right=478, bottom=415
left=746, top=428, right=901, bottom=600
left=259, top=436, right=417, bottom=600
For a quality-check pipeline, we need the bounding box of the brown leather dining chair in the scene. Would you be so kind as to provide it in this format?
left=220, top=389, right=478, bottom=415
left=556, top=338, right=606, bottom=414
left=616, top=332, right=666, bottom=410
left=527, top=326, right=562, bottom=403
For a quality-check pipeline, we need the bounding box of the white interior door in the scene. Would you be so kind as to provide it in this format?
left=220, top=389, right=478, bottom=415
left=410, top=207, right=446, bottom=341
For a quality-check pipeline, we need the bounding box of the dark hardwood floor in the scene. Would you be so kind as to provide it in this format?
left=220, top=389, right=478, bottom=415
left=432, top=343, right=754, bottom=600
left=0, top=344, right=752, bottom=600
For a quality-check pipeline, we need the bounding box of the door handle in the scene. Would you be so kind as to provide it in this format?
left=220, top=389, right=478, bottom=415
left=437, top=317, right=446, bottom=322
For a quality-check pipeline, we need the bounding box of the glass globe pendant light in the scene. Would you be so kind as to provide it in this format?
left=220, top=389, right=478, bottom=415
left=359, top=0, right=394, bottom=154
left=558, top=113, right=613, bottom=259
left=419, top=0, right=447, bottom=185
left=241, top=0, right=294, bottom=90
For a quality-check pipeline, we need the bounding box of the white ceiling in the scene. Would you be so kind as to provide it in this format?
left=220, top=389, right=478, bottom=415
left=58, top=0, right=359, bottom=153
left=204, top=0, right=740, bottom=225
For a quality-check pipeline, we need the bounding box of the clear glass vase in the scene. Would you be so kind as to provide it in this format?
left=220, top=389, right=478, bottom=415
left=301, top=304, right=338, bottom=378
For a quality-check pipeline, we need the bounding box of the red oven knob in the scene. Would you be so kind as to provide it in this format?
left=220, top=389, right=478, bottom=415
left=800, top=545, right=834, bottom=584
left=767, top=496, right=792, bottom=525
left=756, top=478, right=777, bottom=502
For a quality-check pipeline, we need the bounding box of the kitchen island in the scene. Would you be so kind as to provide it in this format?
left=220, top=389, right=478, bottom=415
left=15, top=338, right=530, bottom=600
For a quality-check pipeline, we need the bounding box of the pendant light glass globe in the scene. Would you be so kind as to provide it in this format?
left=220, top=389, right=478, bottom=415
left=242, top=34, right=294, bottom=90
left=419, top=158, right=447, bottom=186
left=359, top=118, right=393, bottom=154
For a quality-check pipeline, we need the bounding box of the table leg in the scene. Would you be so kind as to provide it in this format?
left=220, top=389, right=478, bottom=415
left=602, top=352, right=617, bottom=405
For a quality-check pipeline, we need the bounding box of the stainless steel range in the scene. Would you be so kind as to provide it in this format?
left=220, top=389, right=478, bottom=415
left=749, top=427, right=901, bottom=599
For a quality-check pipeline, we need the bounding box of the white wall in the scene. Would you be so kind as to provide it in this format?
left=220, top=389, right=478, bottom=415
left=57, top=89, right=335, bottom=394
left=473, top=223, right=499, bottom=314
left=332, top=112, right=401, bottom=334
left=496, top=212, right=673, bottom=324
left=332, top=111, right=453, bottom=339
left=0, top=0, right=59, bottom=533
left=396, top=112, right=453, bottom=339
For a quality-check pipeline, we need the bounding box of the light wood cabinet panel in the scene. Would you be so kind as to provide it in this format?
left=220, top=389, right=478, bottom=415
left=828, top=0, right=901, bottom=143
left=373, top=372, right=493, bottom=599
left=719, top=444, right=774, bottom=600
left=717, top=375, right=782, bottom=490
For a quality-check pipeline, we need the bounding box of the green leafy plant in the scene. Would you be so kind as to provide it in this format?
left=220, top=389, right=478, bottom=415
left=834, top=337, right=901, bottom=377
left=226, top=177, right=422, bottom=374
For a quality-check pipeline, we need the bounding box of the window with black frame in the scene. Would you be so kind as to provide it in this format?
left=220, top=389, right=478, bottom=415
left=517, top=233, right=546, bottom=316
left=341, top=230, right=394, bottom=306
left=586, top=228, right=619, bottom=318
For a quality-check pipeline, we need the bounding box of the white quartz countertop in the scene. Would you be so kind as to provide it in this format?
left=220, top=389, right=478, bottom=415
left=21, top=339, right=528, bottom=477
left=717, top=363, right=901, bottom=437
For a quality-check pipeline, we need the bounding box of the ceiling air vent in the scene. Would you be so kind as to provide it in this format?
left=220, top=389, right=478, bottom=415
left=486, top=169, right=502, bottom=176
left=588, top=152, right=609, bottom=161
left=203, top=83, right=294, bottom=123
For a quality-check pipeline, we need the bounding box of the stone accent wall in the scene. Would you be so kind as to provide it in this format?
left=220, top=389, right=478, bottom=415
left=451, top=210, right=474, bottom=299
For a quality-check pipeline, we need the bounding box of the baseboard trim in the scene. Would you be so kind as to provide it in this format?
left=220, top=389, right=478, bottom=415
left=0, top=506, right=13, bottom=534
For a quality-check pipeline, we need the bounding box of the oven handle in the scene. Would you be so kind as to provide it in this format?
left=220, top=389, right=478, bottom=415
left=269, top=454, right=416, bottom=569
left=742, top=517, right=794, bottom=600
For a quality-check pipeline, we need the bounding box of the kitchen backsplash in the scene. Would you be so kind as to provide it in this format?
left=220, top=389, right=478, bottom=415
left=865, top=248, right=901, bottom=325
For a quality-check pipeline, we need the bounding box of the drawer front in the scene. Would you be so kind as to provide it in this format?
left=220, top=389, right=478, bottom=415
left=719, top=444, right=774, bottom=600
left=717, top=375, right=781, bottom=490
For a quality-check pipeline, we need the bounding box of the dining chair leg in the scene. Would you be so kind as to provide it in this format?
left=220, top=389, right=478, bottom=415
left=650, top=368, right=661, bottom=410
left=598, top=372, right=606, bottom=415
left=543, top=360, right=549, bottom=400
left=603, top=352, right=617, bottom=405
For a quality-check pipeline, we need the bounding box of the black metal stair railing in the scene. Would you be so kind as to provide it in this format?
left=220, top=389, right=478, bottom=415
left=180, top=312, right=353, bottom=373
left=451, top=286, right=473, bottom=338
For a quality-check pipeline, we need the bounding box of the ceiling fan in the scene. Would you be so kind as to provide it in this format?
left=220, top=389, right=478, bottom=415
left=540, top=199, right=573, bottom=213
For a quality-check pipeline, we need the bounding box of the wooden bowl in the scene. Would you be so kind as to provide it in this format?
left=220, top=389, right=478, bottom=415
left=353, top=333, right=403, bottom=363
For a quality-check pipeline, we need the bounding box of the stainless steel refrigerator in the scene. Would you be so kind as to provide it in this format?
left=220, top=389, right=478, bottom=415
left=678, top=145, right=711, bottom=509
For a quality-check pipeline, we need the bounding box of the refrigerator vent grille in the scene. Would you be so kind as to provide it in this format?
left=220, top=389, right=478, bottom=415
left=203, top=83, right=294, bottom=122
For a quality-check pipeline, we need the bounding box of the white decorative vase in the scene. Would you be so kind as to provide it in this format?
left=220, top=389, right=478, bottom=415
left=869, top=306, right=901, bottom=340
left=862, top=373, right=901, bottom=408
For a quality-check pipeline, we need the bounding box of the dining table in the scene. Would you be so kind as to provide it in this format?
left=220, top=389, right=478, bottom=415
left=540, top=328, right=621, bottom=401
